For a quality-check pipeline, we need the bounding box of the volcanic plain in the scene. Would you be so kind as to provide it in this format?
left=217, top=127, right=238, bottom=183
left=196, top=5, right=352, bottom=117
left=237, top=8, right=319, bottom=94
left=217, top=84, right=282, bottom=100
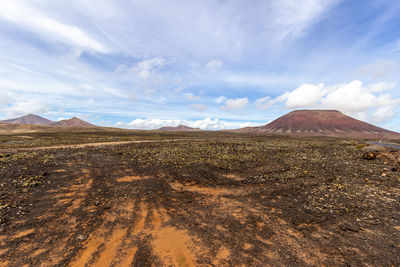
left=0, top=131, right=399, bottom=266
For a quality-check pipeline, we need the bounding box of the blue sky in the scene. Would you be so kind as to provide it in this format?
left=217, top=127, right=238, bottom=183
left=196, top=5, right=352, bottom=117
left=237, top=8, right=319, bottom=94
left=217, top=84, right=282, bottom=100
left=0, top=0, right=400, bottom=130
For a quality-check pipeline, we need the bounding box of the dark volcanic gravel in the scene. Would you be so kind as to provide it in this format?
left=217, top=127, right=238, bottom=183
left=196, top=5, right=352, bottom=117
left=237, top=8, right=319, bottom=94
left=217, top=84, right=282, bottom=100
left=0, top=136, right=399, bottom=266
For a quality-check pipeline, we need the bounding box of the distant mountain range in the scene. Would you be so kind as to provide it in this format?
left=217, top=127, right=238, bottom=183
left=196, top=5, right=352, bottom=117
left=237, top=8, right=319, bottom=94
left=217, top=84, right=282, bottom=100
left=235, top=110, right=400, bottom=139
left=159, top=125, right=201, bottom=131
left=1, top=111, right=399, bottom=139
left=2, top=114, right=96, bottom=128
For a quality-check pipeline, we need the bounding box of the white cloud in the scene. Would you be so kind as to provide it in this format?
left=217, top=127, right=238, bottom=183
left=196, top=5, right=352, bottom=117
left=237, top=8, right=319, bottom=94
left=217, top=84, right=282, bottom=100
left=255, top=93, right=289, bottom=110
left=285, top=83, right=328, bottom=108
left=135, top=58, right=166, bottom=79
left=206, top=60, right=223, bottom=70
left=355, top=60, right=399, bottom=79
left=270, top=0, right=339, bottom=40
left=0, top=0, right=109, bottom=53
left=261, top=80, right=400, bottom=124
left=185, top=93, right=200, bottom=101
left=191, top=104, right=207, bottom=112
left=188, top=117, right=258, bottom=130
left=371, top=107, right=397, bottom=124
left=116, top=117, right=260, bottom=130
left=215, top=96, right=226, bottom=104
left=222, top=97, right=249, bottom=110
left=117, top=58, right=166, bottom=79
left=4, top=99, right=50, bottom=118
left=255, top=96, right=272, bottom=110
left=366, top=81, right=396, bottom=93
left=0, top=91, right=12, bottom=105
left=320, top=81, right=397, bottom=113
left=173, top=87, right=184, bottom=93
left=116, top=118, right=176, bottom=130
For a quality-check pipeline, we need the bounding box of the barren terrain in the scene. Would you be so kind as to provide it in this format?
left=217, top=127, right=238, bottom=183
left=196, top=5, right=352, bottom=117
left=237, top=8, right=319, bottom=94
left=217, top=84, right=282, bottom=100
left=0, top=132, right=399, bottom=266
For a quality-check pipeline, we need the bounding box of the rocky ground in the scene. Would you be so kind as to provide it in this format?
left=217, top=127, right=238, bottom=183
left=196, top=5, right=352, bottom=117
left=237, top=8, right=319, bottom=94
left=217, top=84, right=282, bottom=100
left=0, top=134, right=399, bottom=266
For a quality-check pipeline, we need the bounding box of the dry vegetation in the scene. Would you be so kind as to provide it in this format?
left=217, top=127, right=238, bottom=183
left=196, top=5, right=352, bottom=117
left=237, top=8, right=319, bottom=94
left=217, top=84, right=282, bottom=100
left=0, top=132, right=399, bottom=266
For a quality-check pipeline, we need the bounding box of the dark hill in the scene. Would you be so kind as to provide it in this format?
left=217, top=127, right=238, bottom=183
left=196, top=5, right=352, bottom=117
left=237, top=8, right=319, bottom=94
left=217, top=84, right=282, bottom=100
left=159, top=125, right=201, bottom=131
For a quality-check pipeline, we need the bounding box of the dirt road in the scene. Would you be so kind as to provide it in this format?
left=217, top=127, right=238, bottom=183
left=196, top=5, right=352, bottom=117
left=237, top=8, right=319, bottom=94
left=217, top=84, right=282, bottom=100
left=0, top=138, right=209, bottom=153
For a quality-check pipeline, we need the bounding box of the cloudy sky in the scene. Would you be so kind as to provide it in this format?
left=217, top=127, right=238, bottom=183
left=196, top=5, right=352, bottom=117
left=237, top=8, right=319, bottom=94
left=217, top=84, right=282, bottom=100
left=0, top=0, right=400, bottom=130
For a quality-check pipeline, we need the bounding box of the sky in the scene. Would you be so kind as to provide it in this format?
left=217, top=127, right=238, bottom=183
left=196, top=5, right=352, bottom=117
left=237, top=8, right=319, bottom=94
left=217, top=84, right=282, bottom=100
left=0, top=0, right=400, bottom=130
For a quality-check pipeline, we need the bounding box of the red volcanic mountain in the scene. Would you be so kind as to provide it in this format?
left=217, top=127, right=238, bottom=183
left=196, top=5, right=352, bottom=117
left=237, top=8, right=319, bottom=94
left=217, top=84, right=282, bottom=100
left=2, top=114, right=53, bottom=125
left=50, top=117, right=96, bottom=128
left=237, top=110, right=400, bottom=139
left=159, top=125, right=201, bottom=131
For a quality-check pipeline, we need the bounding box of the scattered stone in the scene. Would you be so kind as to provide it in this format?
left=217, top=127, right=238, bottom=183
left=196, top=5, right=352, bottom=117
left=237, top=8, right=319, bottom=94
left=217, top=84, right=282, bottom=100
left=76, top=234, right=87, bottom=241
left=363, top=152, right=376, bottom=160
left=391, top=167, right=398, bottom=172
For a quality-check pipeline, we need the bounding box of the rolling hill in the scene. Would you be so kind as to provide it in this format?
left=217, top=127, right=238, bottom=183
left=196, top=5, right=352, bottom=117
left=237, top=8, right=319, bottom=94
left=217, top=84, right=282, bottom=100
left=2, top=114, right=53, bottom=125
left=50, top=117, right=96, bottom=128
left=0, top=114, right=98, bottom=134
left=2, top=114, right=96, bottom=128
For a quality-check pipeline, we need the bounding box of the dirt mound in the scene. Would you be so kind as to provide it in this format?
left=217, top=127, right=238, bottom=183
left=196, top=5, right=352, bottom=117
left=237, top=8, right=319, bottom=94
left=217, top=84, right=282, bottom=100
left=237, top=110, right=400, bottom=139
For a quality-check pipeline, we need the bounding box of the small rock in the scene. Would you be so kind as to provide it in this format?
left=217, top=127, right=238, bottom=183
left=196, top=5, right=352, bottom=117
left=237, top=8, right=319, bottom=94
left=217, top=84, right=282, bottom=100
left=76, top=234, right=87, bottom=241
left=363, top=152, right=376, bottom=160
left=381, top=173, right=387, bottom=177
left=391, top=167, right=398, bottom=172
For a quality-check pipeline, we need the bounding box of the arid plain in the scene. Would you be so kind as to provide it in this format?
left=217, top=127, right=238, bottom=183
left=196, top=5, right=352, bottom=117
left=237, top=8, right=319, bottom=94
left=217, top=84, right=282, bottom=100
left=0, top=130, right=399, bottom=266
